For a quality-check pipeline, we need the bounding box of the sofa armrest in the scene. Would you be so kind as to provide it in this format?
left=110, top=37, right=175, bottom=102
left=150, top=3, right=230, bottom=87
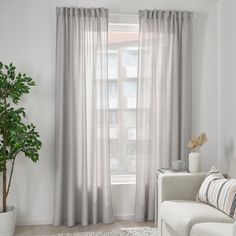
left=234, top=221, right=236, bottom=236
left=157, top=172, right=206, bottom=233
left=158, top=172, right=206, bottom=204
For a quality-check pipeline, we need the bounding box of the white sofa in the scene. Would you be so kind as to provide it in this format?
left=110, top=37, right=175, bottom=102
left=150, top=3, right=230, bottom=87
left=158, top=159, right=236, bottom=236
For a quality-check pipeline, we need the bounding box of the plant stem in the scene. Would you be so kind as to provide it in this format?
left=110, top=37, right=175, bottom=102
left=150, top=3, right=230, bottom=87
left=2, top=96, right=7, bottom=212
left=6, top=156, right=17, bottom=197
left=2, top=166, right=7, bottom=212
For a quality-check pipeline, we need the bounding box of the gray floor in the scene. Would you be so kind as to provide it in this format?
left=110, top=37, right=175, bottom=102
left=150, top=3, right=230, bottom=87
left=15, top=220, right=155, bottom=235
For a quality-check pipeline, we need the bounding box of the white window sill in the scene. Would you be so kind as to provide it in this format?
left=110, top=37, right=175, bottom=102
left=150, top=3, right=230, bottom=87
left=111, top=175, right=136, bottom=185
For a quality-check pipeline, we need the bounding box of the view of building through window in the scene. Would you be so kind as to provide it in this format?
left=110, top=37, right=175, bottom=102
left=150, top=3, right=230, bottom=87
left=108, top=28, right=139, bottom=176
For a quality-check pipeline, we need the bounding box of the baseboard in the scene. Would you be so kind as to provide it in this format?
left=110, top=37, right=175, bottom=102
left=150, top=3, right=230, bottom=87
left=16, top=215, right=134, bottom=226
left=113, top=214, right=134, bottom=221
left=16, top=218, right=53, bottom=226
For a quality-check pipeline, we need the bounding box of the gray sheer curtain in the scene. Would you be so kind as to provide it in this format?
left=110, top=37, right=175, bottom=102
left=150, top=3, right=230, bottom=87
left=53, top=7, right=113, bottom=226
left=135, top=10, right=193, bottom=221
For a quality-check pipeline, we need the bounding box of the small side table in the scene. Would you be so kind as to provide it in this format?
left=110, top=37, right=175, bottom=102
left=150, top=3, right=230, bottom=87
left=154, top=168, right=189, bottom=226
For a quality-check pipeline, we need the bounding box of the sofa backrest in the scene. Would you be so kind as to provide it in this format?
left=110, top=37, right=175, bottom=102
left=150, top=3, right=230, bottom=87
left=228, top=158, right=236, bottom=179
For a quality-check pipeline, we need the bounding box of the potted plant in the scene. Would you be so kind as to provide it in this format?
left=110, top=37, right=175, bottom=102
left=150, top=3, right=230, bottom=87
left=187, top=133, right=207, bottom=173
left=0, top=62, right=42, bottom=235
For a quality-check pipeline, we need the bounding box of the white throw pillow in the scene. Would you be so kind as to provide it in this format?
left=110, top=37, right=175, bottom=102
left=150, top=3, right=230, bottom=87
left=197, top=166, right=236, bottom=220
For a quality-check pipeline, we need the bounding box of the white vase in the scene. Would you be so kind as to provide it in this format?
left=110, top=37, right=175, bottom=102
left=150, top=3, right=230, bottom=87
left=0, top=206, right=16, bottom=236
left=189, top=152, right=201, bottom=173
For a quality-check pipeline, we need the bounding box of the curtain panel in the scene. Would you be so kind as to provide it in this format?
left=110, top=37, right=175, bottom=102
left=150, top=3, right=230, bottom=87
left=53, top=7, right=113, bottom=226
left=135, top=10, right=193, bottom=221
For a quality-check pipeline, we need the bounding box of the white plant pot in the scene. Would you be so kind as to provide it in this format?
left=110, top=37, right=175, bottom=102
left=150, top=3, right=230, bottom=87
left=0, top=206, right=16, bottom=236
left=189, top=152, right=201, bottom=173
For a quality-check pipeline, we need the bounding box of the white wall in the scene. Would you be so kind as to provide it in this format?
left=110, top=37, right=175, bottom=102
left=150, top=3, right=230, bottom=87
left=0, top=0, right=218, bottom=225
left=217, top=0, right=236, bottom=172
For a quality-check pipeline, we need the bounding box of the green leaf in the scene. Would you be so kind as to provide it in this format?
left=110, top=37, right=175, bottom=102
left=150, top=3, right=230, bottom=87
left=0, top=61, right=42, bottom=183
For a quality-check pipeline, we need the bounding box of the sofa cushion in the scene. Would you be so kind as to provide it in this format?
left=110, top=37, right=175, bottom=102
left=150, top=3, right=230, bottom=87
left=190, top=223, right=234, bottom=236
left=160, top=200, right=233, bottom=236
left=197, top=166, right=236, bottom=220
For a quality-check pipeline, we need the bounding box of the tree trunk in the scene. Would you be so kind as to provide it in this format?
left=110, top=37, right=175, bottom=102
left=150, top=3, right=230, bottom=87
left=3, top=168, right=7, bottom=212
left=2, top=129, right=7, bottom=212
left=2, top=97, right=7, bottom=212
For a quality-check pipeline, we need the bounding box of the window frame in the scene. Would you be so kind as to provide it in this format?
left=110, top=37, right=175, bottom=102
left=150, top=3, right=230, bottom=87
left=108, top=15, right=139, bottom=184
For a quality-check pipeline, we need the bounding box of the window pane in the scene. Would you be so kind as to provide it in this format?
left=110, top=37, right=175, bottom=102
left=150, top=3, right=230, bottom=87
left=108, top=81, right=118, bottom=97
left=109, top=98, right=118, bottom=109
left=110, top=127, right=119, bottom=139
left=125, top=141, right=136, bottom=156
left=126, top=97, right=136, bottom=109
left=123, top=81, right=137, bottom=97
left=108, top=51, right=118, bottom=79
left=109, top=110, right=118, bottom=125
left=124, top=110, right=136, bottom=127
left=123, top=48, right=138, bottom=78
left=123, top=49, right=138, bottom=66
left=127, top=128, right=136, bottom=140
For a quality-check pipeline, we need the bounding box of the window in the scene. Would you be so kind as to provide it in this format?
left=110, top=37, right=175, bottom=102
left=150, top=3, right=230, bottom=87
left=108, top=20, right=139, bottom=180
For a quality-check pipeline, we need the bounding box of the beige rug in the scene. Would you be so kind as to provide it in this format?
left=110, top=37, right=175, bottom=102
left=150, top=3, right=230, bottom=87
left=38, top=227, right=158, bottom=236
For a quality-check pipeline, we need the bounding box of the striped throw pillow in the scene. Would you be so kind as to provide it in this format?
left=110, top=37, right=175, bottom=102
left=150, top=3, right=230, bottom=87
left=197, top=166, right=236, bottom=220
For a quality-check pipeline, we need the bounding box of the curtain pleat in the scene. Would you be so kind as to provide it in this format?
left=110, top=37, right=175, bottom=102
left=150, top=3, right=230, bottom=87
left=54, top=7, right=113, bottom=226
left=135, top=10, right=193, bottom=221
